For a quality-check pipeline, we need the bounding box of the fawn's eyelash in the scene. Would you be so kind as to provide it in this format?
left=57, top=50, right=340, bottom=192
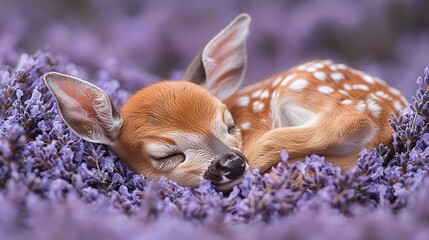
left=153, top=158, right=176, bottom=171
left=152, top=153, right=185, bottom=171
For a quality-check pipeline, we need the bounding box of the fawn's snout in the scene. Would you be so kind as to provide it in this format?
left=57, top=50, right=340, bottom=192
left=204, top=135, right=248, bottom=189
left=204, top=152, right=247, bottom=191
left=216, top=152, right=247, bottom=180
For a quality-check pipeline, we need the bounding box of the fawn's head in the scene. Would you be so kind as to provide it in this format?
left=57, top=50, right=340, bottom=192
left=44, top=14, right=251, bottom=190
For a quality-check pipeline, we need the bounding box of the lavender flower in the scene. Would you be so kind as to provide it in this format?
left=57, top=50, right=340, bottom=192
left=0, top=49, right=429, bottom=239
left=1, top=2, right=429, bottom=237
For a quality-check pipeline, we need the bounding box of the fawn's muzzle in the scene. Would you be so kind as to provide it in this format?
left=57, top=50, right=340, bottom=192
left=204, top=151, right=248, bottom=184
left=217, top=152, right=247, bottom=180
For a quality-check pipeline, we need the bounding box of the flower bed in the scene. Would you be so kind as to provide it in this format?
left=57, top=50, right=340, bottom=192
left=1, top=51, right=429, bottom=239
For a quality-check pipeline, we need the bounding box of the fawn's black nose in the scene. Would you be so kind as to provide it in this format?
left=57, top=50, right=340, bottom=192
left=217, top=152, right=247, bottom=180
left=203, top=134, right=248, bottom=185
left=203, top=151, right=248, bottom=184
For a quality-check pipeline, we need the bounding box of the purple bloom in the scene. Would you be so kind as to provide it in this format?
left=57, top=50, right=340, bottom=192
left=1, top=1, right=429, bottom=238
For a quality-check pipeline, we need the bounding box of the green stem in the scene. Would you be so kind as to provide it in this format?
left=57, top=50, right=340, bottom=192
left=95, top=159, right=106, bottom=184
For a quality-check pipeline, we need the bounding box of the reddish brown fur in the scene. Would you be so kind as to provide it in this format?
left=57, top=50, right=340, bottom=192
left=225, top=60, right=407, bottom=173
left=113, top=80, right=224, bottom=176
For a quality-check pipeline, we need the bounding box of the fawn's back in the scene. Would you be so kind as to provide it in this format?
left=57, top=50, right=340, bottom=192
left=226, top=60, right=408, bottom=172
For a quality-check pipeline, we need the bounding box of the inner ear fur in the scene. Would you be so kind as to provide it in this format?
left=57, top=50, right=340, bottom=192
left=181, top=13, right=251, bottom=100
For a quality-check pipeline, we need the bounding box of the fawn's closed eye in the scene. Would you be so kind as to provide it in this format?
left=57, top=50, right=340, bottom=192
left=151, top=153, right=186, bottom=171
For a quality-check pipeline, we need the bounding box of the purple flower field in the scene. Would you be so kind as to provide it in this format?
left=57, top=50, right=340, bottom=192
left=1, top=1, right=429, bottom=239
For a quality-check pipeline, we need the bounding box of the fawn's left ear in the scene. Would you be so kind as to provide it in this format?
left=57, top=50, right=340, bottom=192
left=182, top=14, right=251, bottom=101
left=44, top=72, right=123, bottom=145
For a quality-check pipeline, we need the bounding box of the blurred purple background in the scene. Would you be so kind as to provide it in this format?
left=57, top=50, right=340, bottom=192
left=1, top=0, right=428, bottom=99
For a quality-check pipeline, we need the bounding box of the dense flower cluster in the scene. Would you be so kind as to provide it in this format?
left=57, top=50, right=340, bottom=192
left=1, top=50, right=429, bottom=239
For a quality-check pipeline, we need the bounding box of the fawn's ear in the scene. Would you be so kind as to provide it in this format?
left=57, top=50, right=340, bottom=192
left=44, top=72, right=123, bottom=145
left=182, top=13, right=250, bottom=101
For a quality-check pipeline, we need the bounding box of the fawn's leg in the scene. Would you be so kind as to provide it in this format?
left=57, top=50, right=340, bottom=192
left=245, top=112, right=377, bottom=173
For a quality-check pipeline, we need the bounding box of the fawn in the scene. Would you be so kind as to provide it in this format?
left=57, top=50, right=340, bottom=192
left=44, top=14, right=407, bottom=190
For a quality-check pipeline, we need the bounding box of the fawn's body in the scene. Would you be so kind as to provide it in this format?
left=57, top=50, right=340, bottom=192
left=226, top=60, right=407, bottom=172
left=45, top=14, right=407, bottom=190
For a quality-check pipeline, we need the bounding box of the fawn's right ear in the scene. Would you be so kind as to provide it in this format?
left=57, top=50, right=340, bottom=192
left=182, top=14, right=250, bottom=101
left=44, top=72, right=123, bottom=145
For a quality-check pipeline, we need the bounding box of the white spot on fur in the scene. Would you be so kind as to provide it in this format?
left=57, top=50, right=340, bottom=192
left=251, top=89, right=262, bottom=98
left=341, top=99, right=353, bottom=105
left=260, top=90, right=270, bottom=99
left=356, top=100, right=366, bottom=112
left=362, top=75, right=375, bottom=84
left=236, top=96, right=250, bottom=107
left=375, top=91, right=392, bottom=100
left=375, top=78, right=387, bottom=85
left=253, top=101, right=265, bottom=112
left=338, top=90, right=351, bottom=96
left=296, top=64, right=307, bottom=71
left=281, top=73, right=297, bottom=86
left=393, top=101, right=403, bottom=112
left=343, top=84, right=352, bottom=90
left=313, top=71, right=327, bottom=81
left=352, top=84, right=370, bottom=91
left=366, top=98, right=381, bottom=117
left=331, top=72, right=344, bottom=82
left=306, top=67, right=317, bottom=72
left=369, top=93, right=379, bottom=100
left=329, top=65, right=338, bottom=71
left=288, top=79, right=308, bottom=91
left=240, top=122, right=251, bottom=130
left=272, top=76, right=282, bottom=87
left=313, top=62, right=325, bottom=68
left=337, top=64, right=347, bottom=69
left=318, top=85, right=334, bottom=94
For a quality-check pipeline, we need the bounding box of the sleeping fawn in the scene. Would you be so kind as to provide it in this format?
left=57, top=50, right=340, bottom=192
left=44, top=14, right=407, bottom=190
